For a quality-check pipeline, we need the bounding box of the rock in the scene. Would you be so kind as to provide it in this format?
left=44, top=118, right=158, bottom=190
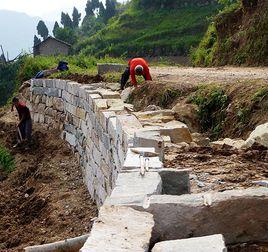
left=211, top=138, right=246, bottom=149
left=172, top=103, right=199, bottom=132
left=143, top=188, right=268, bottom=245
left=81, top=206, right=154, bottom=252
left=134, top=110, right=175, bottom=124
left=109, top=172, right=162, bottom=200
left=97, top=63, right=126, bottom=75
left=253, top=180, right=268, bottom=187
left=121, top=87, right=134, bottom=102
left=192, top=133, right=210, bottom=146
left=245, top=123, right=268, bottom=148
left=160, top=120, right=193, bottom=144
left=144, top=105, right=161, bottom=111
left=152, top=234, right=227, bottom=252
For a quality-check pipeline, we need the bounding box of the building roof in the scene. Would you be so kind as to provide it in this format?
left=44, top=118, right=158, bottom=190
left=33, top=36, right=72, bottom=48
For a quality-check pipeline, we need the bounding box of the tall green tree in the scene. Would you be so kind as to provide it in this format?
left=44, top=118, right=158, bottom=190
left=52, top=21, right=60, bottom=36
left=72, top=7, right=81, bottom=28
left=34, top=35, right=41, bottom=46
left=61, top=12, right=73, bottom=29
left=104, top=0, right=117, bottom=23
left=85, top=0, right=100, bottom=16
left=54, top=27, right=77, bottom=45
left=37, top=20, right=49, bottom=40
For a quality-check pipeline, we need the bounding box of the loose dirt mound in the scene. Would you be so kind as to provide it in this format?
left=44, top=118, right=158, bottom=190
left=165, top=144, right=268, bottom=193
left=56, top=73, right=104, bottom=84
left=0, top=112, right=97, bottom=251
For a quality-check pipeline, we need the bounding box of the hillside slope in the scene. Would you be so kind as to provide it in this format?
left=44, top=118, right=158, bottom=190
left=192, top=0, right=268, bottom=66
left=75, top=0, right=220, bottom=57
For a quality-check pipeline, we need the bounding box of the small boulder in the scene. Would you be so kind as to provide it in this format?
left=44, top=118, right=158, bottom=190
left=245, top=123, right=268, bottom=148
left=211, top=138, right=246, bottom=149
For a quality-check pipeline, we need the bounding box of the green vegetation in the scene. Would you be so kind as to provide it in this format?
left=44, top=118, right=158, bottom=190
left=189, top=85, right=229, bottom=139
left=75, top=1, right=219, bottom=57
left=0, top=145, right=15, bottom=173
left=0, top=55, right=125, bottom=106
left=192, top=0, right=268, bottom=66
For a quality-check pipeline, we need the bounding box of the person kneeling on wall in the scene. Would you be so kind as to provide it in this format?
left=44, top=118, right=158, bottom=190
left=120, top=58, right=152, bottom=90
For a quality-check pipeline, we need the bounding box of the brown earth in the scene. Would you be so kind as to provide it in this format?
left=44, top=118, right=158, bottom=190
left=0, top=111, right=97, bottom=251
left=165, top=144, right=268, bottom=193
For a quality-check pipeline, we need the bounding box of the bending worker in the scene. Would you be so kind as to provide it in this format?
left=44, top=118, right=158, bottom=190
left=121, top=58, right=152, bottom=90
left=11, top=97, right=32, bottom=147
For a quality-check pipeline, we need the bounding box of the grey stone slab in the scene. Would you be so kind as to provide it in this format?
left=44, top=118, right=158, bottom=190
left=80, top=206, right=154, bottom=252
left=97, top=63, right=126, bottom=75
left=152, top=234, right=227, bottom=252
left=159, top=168, right=190, bottom=195
left=144, top=188, right=268, bottom=245
left=109, top=172, right=162, bottom=200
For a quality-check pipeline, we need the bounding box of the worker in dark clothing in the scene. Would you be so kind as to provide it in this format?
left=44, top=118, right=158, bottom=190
left=121, top=58, right=152, bottom=90
left=11, top=97, right=32, bottom=147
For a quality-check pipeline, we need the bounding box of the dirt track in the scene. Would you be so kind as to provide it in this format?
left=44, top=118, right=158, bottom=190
left=0, top=112, right=97, bottom=251
left=151, top=66, right=268, bottom=84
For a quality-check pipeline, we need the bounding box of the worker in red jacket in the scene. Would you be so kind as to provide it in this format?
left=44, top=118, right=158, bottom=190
left=11, top=97, right=32, bottom=148
left=120, top=58, right=152, bottom=90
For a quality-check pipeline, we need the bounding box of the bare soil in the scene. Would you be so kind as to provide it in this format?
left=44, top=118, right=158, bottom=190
left=0, top=111, right=97, bottom=251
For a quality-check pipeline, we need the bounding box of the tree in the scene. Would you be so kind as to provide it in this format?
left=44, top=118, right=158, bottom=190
left=34, top=35, right=41, bottom=46
left=37, top=20, right=49, bottom=40
left=53, top=21, right=60, bottom=36
left=98, top=2, right=106, bottom=20
left=104, top=0, right=117, bottom=23
left=72, top=7, right=81, bottom=28
left=85, top=0, right=100, bottom=16
left=61, top=12, right=73, bottom=29
left=54, top=27, right=77, bottom=45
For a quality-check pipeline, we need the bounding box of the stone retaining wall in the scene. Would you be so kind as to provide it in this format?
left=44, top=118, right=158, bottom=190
left=25, top=79, right=139, bottom=206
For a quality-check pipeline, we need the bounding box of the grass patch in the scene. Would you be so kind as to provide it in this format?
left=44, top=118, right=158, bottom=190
left=0, top=145, right=15, bottom=173
left=189, top=85, right=229, bottom=139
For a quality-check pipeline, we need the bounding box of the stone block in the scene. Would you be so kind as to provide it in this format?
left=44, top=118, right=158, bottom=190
left=96, top=88, right=121, bottom=99
left=117, top=114, right=143, bottom=140
left=32, top=87, right=45, bottom=95
left=152, top=234, right=227, bottom=252
left=144, top=188, right=268, bottom=245
left=76, top=107, right=87, bottom=120
left=245, top=122, right=268, bottom=148
left=46, top=88, right=61, bottom=97
left=66, top=81, right=81, bottom=96
left=65, top=132, right=76, bottom=146
left=99, top=111, right=116, bottom=131
left=109, top=172, right=162, bottom=201
left=31, top=79, right=44, bottom=87
left=81, top=206, right=154, bottom=252
left=55, top=79, right=67, bottom=90
left=160, top=120, right=193, bottom=144
left=134, top=110, right=175, bottom=124
left=134, top=130, right=164, bottom=161
left=107, top=99, right=125, bottom=111
left=123, top=148, right=163, bottom=171
left=93, top=99, right=108, bottom=112
left=97, top=63, right=126, bottom=75
left=52, top=97, right=64, bottom=112
left=211, top=138, right=246, bottom=149
left=44, top=79, right=54, bottom=88
left=159, top=168, right=190, bottom=195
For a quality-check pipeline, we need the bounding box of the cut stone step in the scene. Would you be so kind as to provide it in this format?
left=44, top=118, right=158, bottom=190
left=80, top=206, right=154, bottom=252
left=152, top=234, right=227, bottom=252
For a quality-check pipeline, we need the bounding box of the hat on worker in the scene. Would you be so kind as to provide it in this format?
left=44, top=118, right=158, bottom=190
left=135, top=65, right=144, bottom=74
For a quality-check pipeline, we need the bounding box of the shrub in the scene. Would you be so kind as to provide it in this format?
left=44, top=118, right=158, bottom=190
left=0, top=145, right=15, bottom=173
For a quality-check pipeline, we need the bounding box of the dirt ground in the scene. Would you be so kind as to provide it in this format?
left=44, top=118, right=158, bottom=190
left=150, top=66, right=268, bottom=84
left=0, top=111, right=97, bottom=251
left=165, top=144, right=268, bottom=193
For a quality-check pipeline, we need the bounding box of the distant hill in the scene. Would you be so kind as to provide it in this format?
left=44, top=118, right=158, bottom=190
left=0, top=10, right=53, bottom=58
left=75, top=0, right=220, bottom=57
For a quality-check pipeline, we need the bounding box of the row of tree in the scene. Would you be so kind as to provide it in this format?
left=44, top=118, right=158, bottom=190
left=33, top=0, right=120, bottom=47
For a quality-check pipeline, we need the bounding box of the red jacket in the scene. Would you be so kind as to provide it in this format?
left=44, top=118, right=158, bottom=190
left=128, top=58, right=152, bottom=85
